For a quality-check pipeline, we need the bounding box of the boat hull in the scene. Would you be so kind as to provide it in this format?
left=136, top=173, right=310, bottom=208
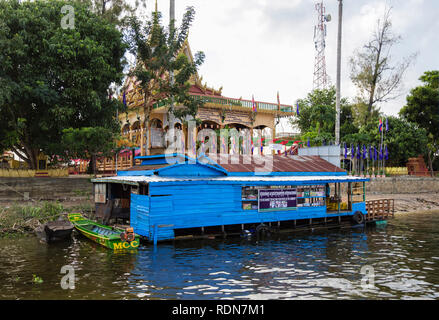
left=44, top=221, right=74, bottom=242
left=68, top=213, right=139, bottom=250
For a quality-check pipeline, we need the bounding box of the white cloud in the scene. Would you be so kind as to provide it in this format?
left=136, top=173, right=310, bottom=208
left=149, top=0, right=438, bottom=124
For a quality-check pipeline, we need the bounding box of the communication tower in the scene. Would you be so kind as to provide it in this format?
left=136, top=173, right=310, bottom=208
left=313, top=2, right=331, bottom=90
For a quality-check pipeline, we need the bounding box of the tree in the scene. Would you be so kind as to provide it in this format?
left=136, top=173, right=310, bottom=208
left=0, top=0, right=126, bottom=169
left=349, top=7, right=416, bottom=124
left=290, top=87, right=357, bottom=142
left=343, top=116, right=428, bottom=167
left=125, top=6, right=205, bottom=155
left=61, top=127, right=119, bottom=175
left=80, top=0, right=146, bottom=26
left=400, top=71, right=439, bottom=174
left=350, top=99, right=380, bottom=128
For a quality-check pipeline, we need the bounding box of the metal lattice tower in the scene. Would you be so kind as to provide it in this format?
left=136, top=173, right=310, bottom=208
left=313, top=1, right=331, bottom=90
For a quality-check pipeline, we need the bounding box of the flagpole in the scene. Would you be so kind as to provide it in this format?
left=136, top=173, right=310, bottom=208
left=335, top=0, right=343, bottom=145
left=381, top=121, right=384, bottom=177
left=367, top=145, right=369, bottom=177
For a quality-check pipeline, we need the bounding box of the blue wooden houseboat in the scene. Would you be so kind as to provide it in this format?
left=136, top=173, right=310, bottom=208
left=91, top=154, right=369, bottom=242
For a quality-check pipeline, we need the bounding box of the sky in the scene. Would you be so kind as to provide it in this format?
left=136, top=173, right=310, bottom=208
left=135, top=0, right=439, bottom=133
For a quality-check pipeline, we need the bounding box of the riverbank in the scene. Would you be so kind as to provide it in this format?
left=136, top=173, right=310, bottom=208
left=368, top=192, right=439, bottom=214
left=0, top=199, right=93, bottom=237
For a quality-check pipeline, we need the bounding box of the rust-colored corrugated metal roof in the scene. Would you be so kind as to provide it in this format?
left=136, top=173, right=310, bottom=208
left=121, top=155, right=344, bottom=174
left=218, top=155, right=345, bottom=173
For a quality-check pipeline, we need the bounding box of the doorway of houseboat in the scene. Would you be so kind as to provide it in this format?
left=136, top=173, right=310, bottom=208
left=94, top=182, right=146, bottom=224
left=325, top=182, right=365, bottom=214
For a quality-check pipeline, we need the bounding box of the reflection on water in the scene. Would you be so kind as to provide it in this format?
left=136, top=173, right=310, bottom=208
left=1, top=211, right=439, bottom=300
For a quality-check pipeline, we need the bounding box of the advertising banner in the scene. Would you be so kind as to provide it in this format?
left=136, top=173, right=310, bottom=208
left=258, top=188, right=297, bottom=212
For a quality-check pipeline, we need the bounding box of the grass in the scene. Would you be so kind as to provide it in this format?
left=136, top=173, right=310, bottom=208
left=0, top=201, right=65, bottom=236
left=70, top=201, right=94, bottom=217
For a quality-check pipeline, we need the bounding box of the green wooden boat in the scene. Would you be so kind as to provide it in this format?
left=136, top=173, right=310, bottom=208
left=68, top=213, right=139, bottom=250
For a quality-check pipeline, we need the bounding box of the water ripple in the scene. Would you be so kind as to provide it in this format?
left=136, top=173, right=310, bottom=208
left=1, top=211, right=439, bottom=299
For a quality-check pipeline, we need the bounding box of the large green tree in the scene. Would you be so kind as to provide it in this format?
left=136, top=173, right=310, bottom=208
left=0, top=0, right=126, bottom=168
left=126, top=6, right=205, bottom=155
left=291, top=87, right=357, bottom=143
left=400, top=71, right=439, bottom=173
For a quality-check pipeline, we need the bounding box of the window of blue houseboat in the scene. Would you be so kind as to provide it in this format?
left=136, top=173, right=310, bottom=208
left=296, top=185, right=325, bottom=207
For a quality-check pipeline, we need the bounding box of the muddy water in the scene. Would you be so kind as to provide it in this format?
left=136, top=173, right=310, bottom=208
left=1, top=211, right=439, bottom=300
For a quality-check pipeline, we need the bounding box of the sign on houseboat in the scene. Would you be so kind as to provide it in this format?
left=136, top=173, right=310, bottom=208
left=258, top=188, right=297, bottom=212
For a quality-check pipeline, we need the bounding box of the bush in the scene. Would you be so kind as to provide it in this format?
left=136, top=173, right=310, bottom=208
left=0, top=201, right=64, bottom=236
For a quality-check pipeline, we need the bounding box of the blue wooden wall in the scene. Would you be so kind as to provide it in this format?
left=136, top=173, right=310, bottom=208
left=130, top=181, right=368, bottom=241
left=130, top=194, right=150, bottom=237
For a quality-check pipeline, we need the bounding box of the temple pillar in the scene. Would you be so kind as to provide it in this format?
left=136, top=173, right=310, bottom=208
left=140, top=123, right=145, bottom=156
left=146, top=120, right=151, bottom=156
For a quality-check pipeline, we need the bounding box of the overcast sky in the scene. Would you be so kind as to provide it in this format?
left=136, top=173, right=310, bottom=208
left=139, top=0, right=438, bottom=132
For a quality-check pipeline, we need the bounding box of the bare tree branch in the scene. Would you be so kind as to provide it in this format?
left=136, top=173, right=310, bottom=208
left=349, top=6, right=417, bottom=124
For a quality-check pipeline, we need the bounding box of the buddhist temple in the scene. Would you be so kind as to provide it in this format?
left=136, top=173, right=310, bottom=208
left=116, top=40, right=296, bottom=164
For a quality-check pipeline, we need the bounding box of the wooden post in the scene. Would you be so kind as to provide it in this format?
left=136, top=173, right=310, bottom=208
left=337, top=183, right=341, bottom=213
left=153, top=224, right=158, bottom=251
left=363, top=181, right=366, bottom=202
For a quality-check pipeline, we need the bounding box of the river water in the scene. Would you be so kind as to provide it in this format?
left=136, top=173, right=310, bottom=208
left=1, top=211, right=439, bottom=300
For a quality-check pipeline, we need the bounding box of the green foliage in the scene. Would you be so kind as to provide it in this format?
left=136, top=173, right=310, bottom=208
left=61, top=126, right=119, bottom=174
left=419, top=71, right=439, bottom=89
left=80, top=0, right=146, bottom=26
left=342, top=116, right=428, bottom=166
left=301, top=130, right=334, bottom=147
left=291, top=87, right=357, bottom=142
left=293, top=85, right=429, bottom=167
left=400, top=71, right=439, bottom=139
left=350, top=99, right=380, bottom=127
left=0, top=0, right=126, bottom=168
left=61, top=127, right=118, bottom=159
left=380, top=117, right=427, bottom=166
left=0, top=201, right=65, bottom=235
left=400, top=70, right=439, bottom=171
